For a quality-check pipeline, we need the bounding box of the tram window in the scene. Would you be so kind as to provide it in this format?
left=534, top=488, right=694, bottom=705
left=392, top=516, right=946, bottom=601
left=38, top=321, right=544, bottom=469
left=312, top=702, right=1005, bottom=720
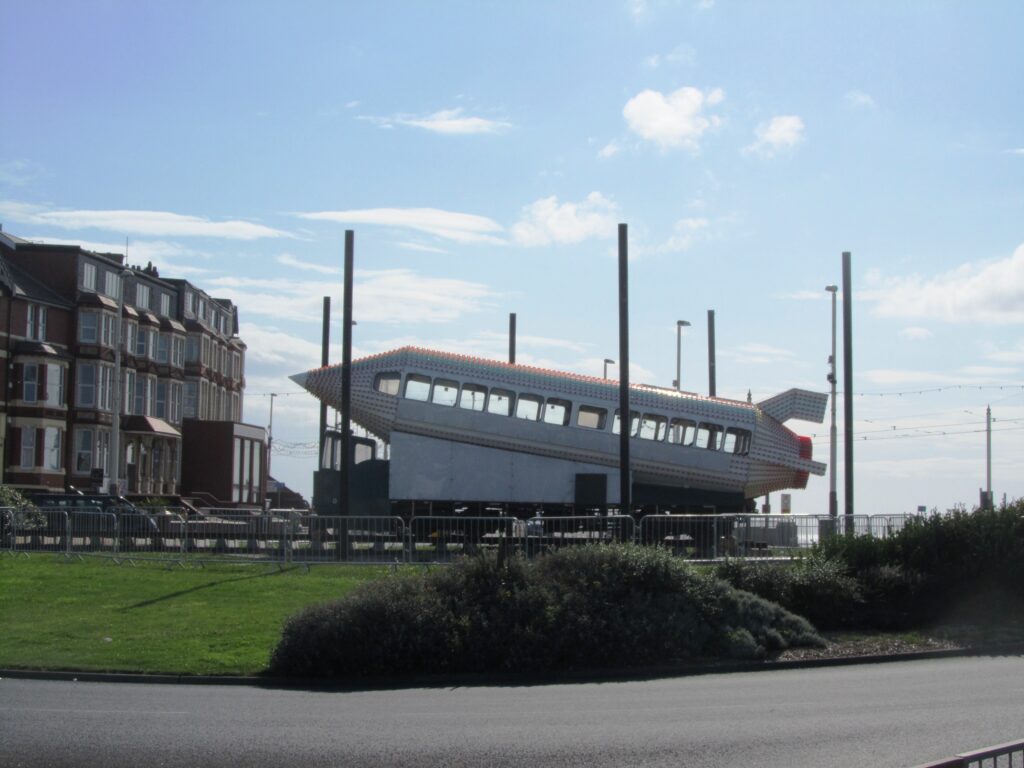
left=432, top=379, right=459, bottom=407
left=577, top=405, right=607, bottom=430
left=515, top=394, right=543, bottom=421
left=487, top=388, right=514, bottom=416
left=543, top=398, right=571, bottom=426
left=612, top=410, right=640, bottom=436
left=723, top=427, right=751, bottom=455
left=459, top=383, right=487, bottom=411
left=374, top=372, right=401, bottom=396
left=404, top=374, right=431, bottom=402
left=695, top=423, right=723, bottom=450
left=639, top=414, right=667, bottom=441
left=668, top=418, right=696, bottom=446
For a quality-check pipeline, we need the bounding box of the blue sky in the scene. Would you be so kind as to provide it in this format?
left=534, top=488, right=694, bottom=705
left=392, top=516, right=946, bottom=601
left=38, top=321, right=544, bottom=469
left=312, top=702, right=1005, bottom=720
left=3, top=0, right=1022, bottom=513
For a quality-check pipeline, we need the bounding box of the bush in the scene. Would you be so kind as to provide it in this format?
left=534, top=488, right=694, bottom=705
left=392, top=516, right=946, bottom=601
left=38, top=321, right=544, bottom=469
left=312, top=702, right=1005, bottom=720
left=715, top=554, right=862, bottom=630
left=269, top=544, right=824, bottom=678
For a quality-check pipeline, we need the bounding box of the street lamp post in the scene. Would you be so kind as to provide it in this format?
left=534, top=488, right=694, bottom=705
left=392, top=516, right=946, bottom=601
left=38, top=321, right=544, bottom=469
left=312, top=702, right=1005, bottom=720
left=603, top=358, right=615, bottom=379
left=826, top=284, right=838, bottom=518
left=675, top=320, right=691, bottom=391
left=108, top=268, right=132, bottom=496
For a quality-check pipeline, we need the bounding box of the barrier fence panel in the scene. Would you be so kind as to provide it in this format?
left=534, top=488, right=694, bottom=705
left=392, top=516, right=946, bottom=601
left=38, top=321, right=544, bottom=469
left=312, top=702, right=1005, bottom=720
left=292, top=515, right=406, bottom=564
left=408, top=516, right=515, bottom=563
left=727, top=515, right=811, bottom=557
left=522, top=515, right=635, bottom=557
left=13, top=508, right=69, bottom=554
left=1, top=507, right=13, bottom=552
left=185, top=513, right=291, bottom=560
left=639, top=515, right=720, bottom=559
left=870, top=514, right=918, bottom=539
left=67, top=511, right=118, bottom=555
left=815, top=514, right=872, bottom=541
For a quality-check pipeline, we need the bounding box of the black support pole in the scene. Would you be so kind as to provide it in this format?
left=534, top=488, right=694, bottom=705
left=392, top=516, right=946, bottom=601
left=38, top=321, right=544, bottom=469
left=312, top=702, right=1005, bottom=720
left=707, top=309, right=717, bottom=397
left=340, top=231, right=354, bottom=516
left=319, top=296, right=330, bottom=468
left=509, top=312, right=516, bottom=364
left=617, top=224, right=631, bottom=513
left=842, top=251, right=854, bottom=524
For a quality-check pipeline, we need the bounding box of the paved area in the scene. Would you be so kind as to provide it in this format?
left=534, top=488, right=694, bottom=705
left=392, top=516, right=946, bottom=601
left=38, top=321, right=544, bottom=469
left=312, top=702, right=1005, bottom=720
left=2, top=656, right=1022, bottom=767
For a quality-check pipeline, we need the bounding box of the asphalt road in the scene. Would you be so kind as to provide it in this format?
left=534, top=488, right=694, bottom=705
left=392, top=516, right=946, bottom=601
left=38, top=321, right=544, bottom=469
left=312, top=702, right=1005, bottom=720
left=2, top=656, right=1022, bottom=767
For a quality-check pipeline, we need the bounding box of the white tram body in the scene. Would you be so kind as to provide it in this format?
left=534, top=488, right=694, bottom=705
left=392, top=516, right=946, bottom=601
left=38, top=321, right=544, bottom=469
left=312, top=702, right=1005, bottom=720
left=291, top=346, right=827, bottom=506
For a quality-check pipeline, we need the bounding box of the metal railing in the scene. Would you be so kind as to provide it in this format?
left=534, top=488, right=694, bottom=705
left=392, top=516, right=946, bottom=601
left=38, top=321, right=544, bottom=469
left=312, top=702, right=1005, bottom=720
left=3, top=507, right=922, bottom=566
left=911, top=738, right=1023, bottom=768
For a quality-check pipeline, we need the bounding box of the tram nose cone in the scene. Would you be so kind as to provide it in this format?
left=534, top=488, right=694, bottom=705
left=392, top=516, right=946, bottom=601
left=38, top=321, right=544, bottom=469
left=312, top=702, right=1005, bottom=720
left=289, top=371, right=309, bottom=389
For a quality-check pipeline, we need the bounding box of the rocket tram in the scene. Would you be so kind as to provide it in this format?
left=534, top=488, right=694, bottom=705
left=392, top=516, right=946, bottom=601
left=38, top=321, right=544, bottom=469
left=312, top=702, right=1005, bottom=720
left=291, top=346, right=827, bottom=516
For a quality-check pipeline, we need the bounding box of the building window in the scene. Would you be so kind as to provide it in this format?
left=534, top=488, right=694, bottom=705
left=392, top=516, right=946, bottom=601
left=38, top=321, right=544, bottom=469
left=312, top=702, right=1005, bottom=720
left=170, top=381, right=182, bottom=424
left=20, top=428, right=36, bottom=468
left=23, top=364, right=39, bottom=403
left=135, top=326, right=149, bottom=358
left=82, top=262, right=97, bottom=292
left=160, top=293, right=170, bottom=317
left=155, top=333, right=169, bottom=363
left=122, top=370, right=135, bottom=414
left=124, top=321, right=137, bottom=355
left=171, top=336, right=185, bottom=367
left=77, top=362, right=97, bottom=407
left=134, top=377, right=151, bottom=416
left=27, top=304, right=47, bottom=341
left=44, top=428, right=61, bottom=470
left=183, top=381, right=198, bottom=418
left=45, top=364, right=65, bottom=407
left=185, top=335, right=200, bottom=363
left=136, top=283, right=150, bottom=309
left=79, top=311, right=99, bottom=343
left=155, top=380, right=168, bottom=419
left=104, top=271, right=121, bottom=299
left=98, top=364, right=113, bottom=411
left=101, top=314, right=115, bottom=347
left=75, top=428, right=94, bottom=473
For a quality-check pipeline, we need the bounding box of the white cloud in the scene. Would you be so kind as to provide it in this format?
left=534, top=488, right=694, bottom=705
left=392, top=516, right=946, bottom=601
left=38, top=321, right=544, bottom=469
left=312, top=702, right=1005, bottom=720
left=238, top=323, right=326, bottom=368
left=297, top=207, right=505, bottom=245
left=899, top=327, right=933, bottom=341
left=276, top=254, right=340, bottom=275
left=984, top=340, right=1024, bottom=364
left=643, top=43, right=696, bottom=69
left=623, top=86, right=724, bottom=151
left=360, top=108, right=511, bottom=135
left=0, top=159, right=47, bottom=186
left=844, top=90, right=877, bottom=109
left=725, top=342, right=798, bottom=365
left=598, top=141, right=620, bottom=159
left=860, top=368, right=1015, bottom=386
left=207, top=269, right=495, bottom=325
left=510, top=192, right=619, bottom=246
left=0, top=200, right=290, bottom=239
left=866, top=243, right=1024, bottom=324
left=395, top=241, right=448, bottom=254
left=652, top=217, right=708, bottom=253
left=743, top=115, right=805, bottom=157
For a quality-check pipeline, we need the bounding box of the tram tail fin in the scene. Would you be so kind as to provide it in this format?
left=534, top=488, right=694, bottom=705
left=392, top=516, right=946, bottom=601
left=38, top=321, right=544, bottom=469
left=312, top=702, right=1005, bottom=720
left=757, top=388, right=828, bottom=424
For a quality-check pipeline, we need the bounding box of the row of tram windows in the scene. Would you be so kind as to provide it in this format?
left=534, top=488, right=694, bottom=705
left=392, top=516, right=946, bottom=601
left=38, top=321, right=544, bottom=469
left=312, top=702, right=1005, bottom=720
left=374, top=372, right=752, bottom=456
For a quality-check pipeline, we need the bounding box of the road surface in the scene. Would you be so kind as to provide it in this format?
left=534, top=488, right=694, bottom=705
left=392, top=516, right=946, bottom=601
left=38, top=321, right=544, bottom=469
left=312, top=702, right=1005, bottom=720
left=2, top=656, right=1022, bottom=767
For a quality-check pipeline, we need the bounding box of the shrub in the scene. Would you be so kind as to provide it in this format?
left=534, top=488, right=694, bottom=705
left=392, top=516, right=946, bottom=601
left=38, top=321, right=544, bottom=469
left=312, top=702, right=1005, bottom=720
left=715, top=554, right=861, bottom=630
left=269, top=544, right=824, bottom=678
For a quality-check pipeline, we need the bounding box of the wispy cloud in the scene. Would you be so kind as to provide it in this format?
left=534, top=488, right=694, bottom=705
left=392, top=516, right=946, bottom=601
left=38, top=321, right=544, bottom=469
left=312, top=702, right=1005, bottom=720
left=360, top=108, right=511, bottom=135
left=510, top=192, right=619, bottom=246
left=724, top=342, right=798, bottom=365
left=865, top=242, right=1024, bottom=324
left=623, top=86, right=724, bottom=151
left=983, top=340, right=1024, bottom=364
left=1006, top=148, right=1024, bottom=156
left=650, top=217, right=708, bottom=253
left=276, top=254, right=340, bottom=274
left=844, top=89, right=877, bottom=109
left=297, top=207, right=505, bottom=245
left=598, top=141, right=620, bottom=159
left=395, top=241, right=449, bottom=254
left=743, top=115, right=805, bottom=157
left=899, top=327, right=933, bottom=341
left=0, top=159, right=48, bottom=187
left=643, top=43, right=696, bottom=69
left=207, top=269, right=496, bottom=325
left=0, top=200, right=291, bottom=239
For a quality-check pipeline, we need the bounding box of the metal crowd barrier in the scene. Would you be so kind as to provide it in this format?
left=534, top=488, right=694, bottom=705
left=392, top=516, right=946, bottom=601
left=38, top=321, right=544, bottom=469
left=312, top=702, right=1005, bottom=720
left=910, top=738, right=1023, bottom=768
left=4, top=507, right=926, bottom=566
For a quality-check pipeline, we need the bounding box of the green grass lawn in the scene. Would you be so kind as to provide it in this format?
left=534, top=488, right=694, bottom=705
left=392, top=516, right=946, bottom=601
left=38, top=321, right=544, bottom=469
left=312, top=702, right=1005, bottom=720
left=0, top=554, right=390, bottom=675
